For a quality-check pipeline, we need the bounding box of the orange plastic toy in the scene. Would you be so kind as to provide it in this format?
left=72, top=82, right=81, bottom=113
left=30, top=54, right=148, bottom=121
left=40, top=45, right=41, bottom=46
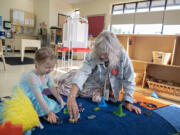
left=0, top=121, right=22, bottom=135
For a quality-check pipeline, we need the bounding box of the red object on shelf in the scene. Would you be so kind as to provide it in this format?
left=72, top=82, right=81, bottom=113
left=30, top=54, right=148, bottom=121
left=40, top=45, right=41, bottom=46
left=64, top=20, right=67, bottom=23
left=0, top=121, right=23, bottom=135
left=57, top=47, right=69, bottom=52
left=72, top=48, right=91, bottom=53
left=57, top=47, right=91, bottom=53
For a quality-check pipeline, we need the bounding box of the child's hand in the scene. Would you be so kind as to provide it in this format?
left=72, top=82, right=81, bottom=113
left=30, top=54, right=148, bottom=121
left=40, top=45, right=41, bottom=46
left=47, top=111, right=58, bottom=124
left=59, top=98, right=66, bottom=107
left=61, top=101, right=66, bottom=106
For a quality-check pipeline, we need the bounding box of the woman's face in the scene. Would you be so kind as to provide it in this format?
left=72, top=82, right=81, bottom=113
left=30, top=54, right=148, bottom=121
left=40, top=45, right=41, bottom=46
left=36, top=58, right=56, bottom=75
left=100, top=54, right=109, bottom=62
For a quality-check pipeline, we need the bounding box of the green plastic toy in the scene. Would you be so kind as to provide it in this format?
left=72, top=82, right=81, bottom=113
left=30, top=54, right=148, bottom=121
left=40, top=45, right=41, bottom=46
left=93, top=107, right=100, bottom=111
left=113, top=104, right=126, bottom=117
left=63, top=108, right=69, bottom=114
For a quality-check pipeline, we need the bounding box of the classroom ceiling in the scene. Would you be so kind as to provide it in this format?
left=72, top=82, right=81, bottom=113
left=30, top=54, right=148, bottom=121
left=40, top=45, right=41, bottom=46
left=66, top=0, right=96, bottom=4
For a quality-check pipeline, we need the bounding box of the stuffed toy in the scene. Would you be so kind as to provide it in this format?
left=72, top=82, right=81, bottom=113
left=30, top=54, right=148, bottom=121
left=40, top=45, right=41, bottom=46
left=1, top=87, right=40, bottom=132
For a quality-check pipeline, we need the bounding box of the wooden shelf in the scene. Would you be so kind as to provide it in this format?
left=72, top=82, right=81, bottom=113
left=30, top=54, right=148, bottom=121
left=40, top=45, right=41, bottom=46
left=117, top=34, right=179, bottom=66
left=135, top=85, right=180, bottom=102
left=50, top=28, right=63, bottom=44
left=117, top=34, right=180, bottom=103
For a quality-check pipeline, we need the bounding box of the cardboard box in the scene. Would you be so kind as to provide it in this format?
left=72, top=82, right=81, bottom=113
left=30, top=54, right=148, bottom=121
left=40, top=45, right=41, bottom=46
left=152, top=51, right=171, bottom=65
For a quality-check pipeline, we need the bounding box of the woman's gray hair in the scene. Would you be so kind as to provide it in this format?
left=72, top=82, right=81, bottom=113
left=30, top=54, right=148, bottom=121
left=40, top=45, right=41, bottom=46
left=91, top=30, right=122, bottom=67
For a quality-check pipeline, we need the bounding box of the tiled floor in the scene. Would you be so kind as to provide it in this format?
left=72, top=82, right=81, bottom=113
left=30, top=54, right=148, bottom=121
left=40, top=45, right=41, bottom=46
left=0, top=52, right=179, bottom=105
left=0, top=52, right=82, bottom=97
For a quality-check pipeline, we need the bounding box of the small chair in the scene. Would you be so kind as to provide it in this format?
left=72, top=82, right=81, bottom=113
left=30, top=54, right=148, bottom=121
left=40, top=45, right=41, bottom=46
left=0, top=39, right=6, bottom=71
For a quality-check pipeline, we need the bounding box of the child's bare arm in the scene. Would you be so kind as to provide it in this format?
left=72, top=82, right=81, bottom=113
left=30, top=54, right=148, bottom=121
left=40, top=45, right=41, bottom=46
left=50, top=87, right=66, bottom=106
left=28, top=74, right=51, bottom=114
left=29, top=75, right=58, bottom=123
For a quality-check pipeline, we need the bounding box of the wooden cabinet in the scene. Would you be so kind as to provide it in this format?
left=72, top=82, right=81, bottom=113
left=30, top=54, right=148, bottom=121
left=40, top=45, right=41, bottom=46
left=117, top=34, right=178, bottom=64
left=50, top=28, right=63, bottom=55
left=21, top=39, right=41, bottom=62
left=117, top=34, right=180, bottom=102
left=172, top=37, right=180, bottom=65
left=5, top=39, right=14, bottom=51
left=13, top=35, right=38, bottom=50
left=143, top=64, right=180, bottom=102
left=50, top=28, right=63, bottom=44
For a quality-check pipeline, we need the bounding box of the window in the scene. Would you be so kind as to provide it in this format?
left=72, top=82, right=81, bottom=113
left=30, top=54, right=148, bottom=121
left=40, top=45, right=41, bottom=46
left=166, top=0, right=180, bottom=10
left=112, top=4, right=123, bottom=14
left=111, top=0, right=180, bottom=35
left=124, top=3, right=136, bottom=13
left=111, top=24, right=134, bottom=34
left=137, top=1, right=150, bottom=12
left=134, top=24, right=162, bottom=34
left=163, top=25, right=180, bottom=34
left=150, top=0, right=165, bottom=11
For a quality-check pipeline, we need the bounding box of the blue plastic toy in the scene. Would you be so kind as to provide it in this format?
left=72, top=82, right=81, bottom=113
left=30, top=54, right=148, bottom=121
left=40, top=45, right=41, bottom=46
left=151, top=91, right=159, bottom=99
left=98, top=96, right=108, bottom=107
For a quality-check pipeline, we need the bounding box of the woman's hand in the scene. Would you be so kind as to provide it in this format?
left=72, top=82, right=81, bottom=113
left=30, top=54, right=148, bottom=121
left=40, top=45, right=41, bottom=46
left=124, top=102, right=141, bottom=114
left=67, top=96, right=79, bottom=120
left=47, top=111, right=58, bottom=124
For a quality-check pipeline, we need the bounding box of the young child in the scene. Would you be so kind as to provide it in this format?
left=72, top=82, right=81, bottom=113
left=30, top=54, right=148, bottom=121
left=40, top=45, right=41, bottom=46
left=19, top=48, right=66, bottom=124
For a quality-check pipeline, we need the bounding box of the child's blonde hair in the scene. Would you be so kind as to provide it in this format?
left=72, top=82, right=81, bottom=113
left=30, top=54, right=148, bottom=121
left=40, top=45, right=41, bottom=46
left=35, top=48, right=57, bottom=64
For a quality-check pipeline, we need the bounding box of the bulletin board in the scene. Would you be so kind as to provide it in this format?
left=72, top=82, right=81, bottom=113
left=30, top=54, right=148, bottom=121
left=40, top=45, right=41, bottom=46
left=10, top=9, right=35, bottom=27
left=88, top=15, right=104, bottom=37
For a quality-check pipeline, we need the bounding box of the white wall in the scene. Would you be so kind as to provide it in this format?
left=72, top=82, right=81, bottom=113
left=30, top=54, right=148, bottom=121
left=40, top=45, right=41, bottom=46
left=0, top=0, right=34, bottom=21
left=0, top=0, right=145, bottom=33
left=34, top=0, right=49, bottom=33
left=72, top=0, right=143, bottom=29
left=0, top=0, right=73, bottom=33
left=49, top=0, right=73, bottom=27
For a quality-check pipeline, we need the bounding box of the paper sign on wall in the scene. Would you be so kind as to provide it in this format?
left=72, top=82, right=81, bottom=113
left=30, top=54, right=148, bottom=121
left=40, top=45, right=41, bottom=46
left=25, top=19, right=29, bottom=25
left=13, top=10, right=18, bottom=20
left=13, top=10, right=24, bottom=25
left=18, top=11, right=24, bottom=24
left=30, top=19, right=34, bottom=25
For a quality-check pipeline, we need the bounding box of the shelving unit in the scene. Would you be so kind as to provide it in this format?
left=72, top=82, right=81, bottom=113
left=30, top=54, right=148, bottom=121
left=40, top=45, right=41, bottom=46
left=116, top=34, right=180, bottom=102
left=50, top=28, right=63, bottom=57
left=172, top=37, right=180, bottom=65
left=50, top=28, right=63, bottom=44
left=143, top=64, right=180, bottom=102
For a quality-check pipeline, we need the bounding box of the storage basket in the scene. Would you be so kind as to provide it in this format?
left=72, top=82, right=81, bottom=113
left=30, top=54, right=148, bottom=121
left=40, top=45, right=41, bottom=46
left=147, top=81, right=180, bottom=96
left=152, top=51, right=171, bottom=65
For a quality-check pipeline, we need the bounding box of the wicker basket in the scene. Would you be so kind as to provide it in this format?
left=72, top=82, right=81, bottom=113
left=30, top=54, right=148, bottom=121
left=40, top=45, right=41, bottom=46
left=147, top=81, right=180, bottom=96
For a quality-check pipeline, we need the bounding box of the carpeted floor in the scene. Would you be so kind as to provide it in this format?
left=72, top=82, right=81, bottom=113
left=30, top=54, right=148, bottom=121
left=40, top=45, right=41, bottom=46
left=154, top=104, right=180, bottom=132
left=33, top=97, right=177, bottom=135
left=0, top=57, right=34, bottom=65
